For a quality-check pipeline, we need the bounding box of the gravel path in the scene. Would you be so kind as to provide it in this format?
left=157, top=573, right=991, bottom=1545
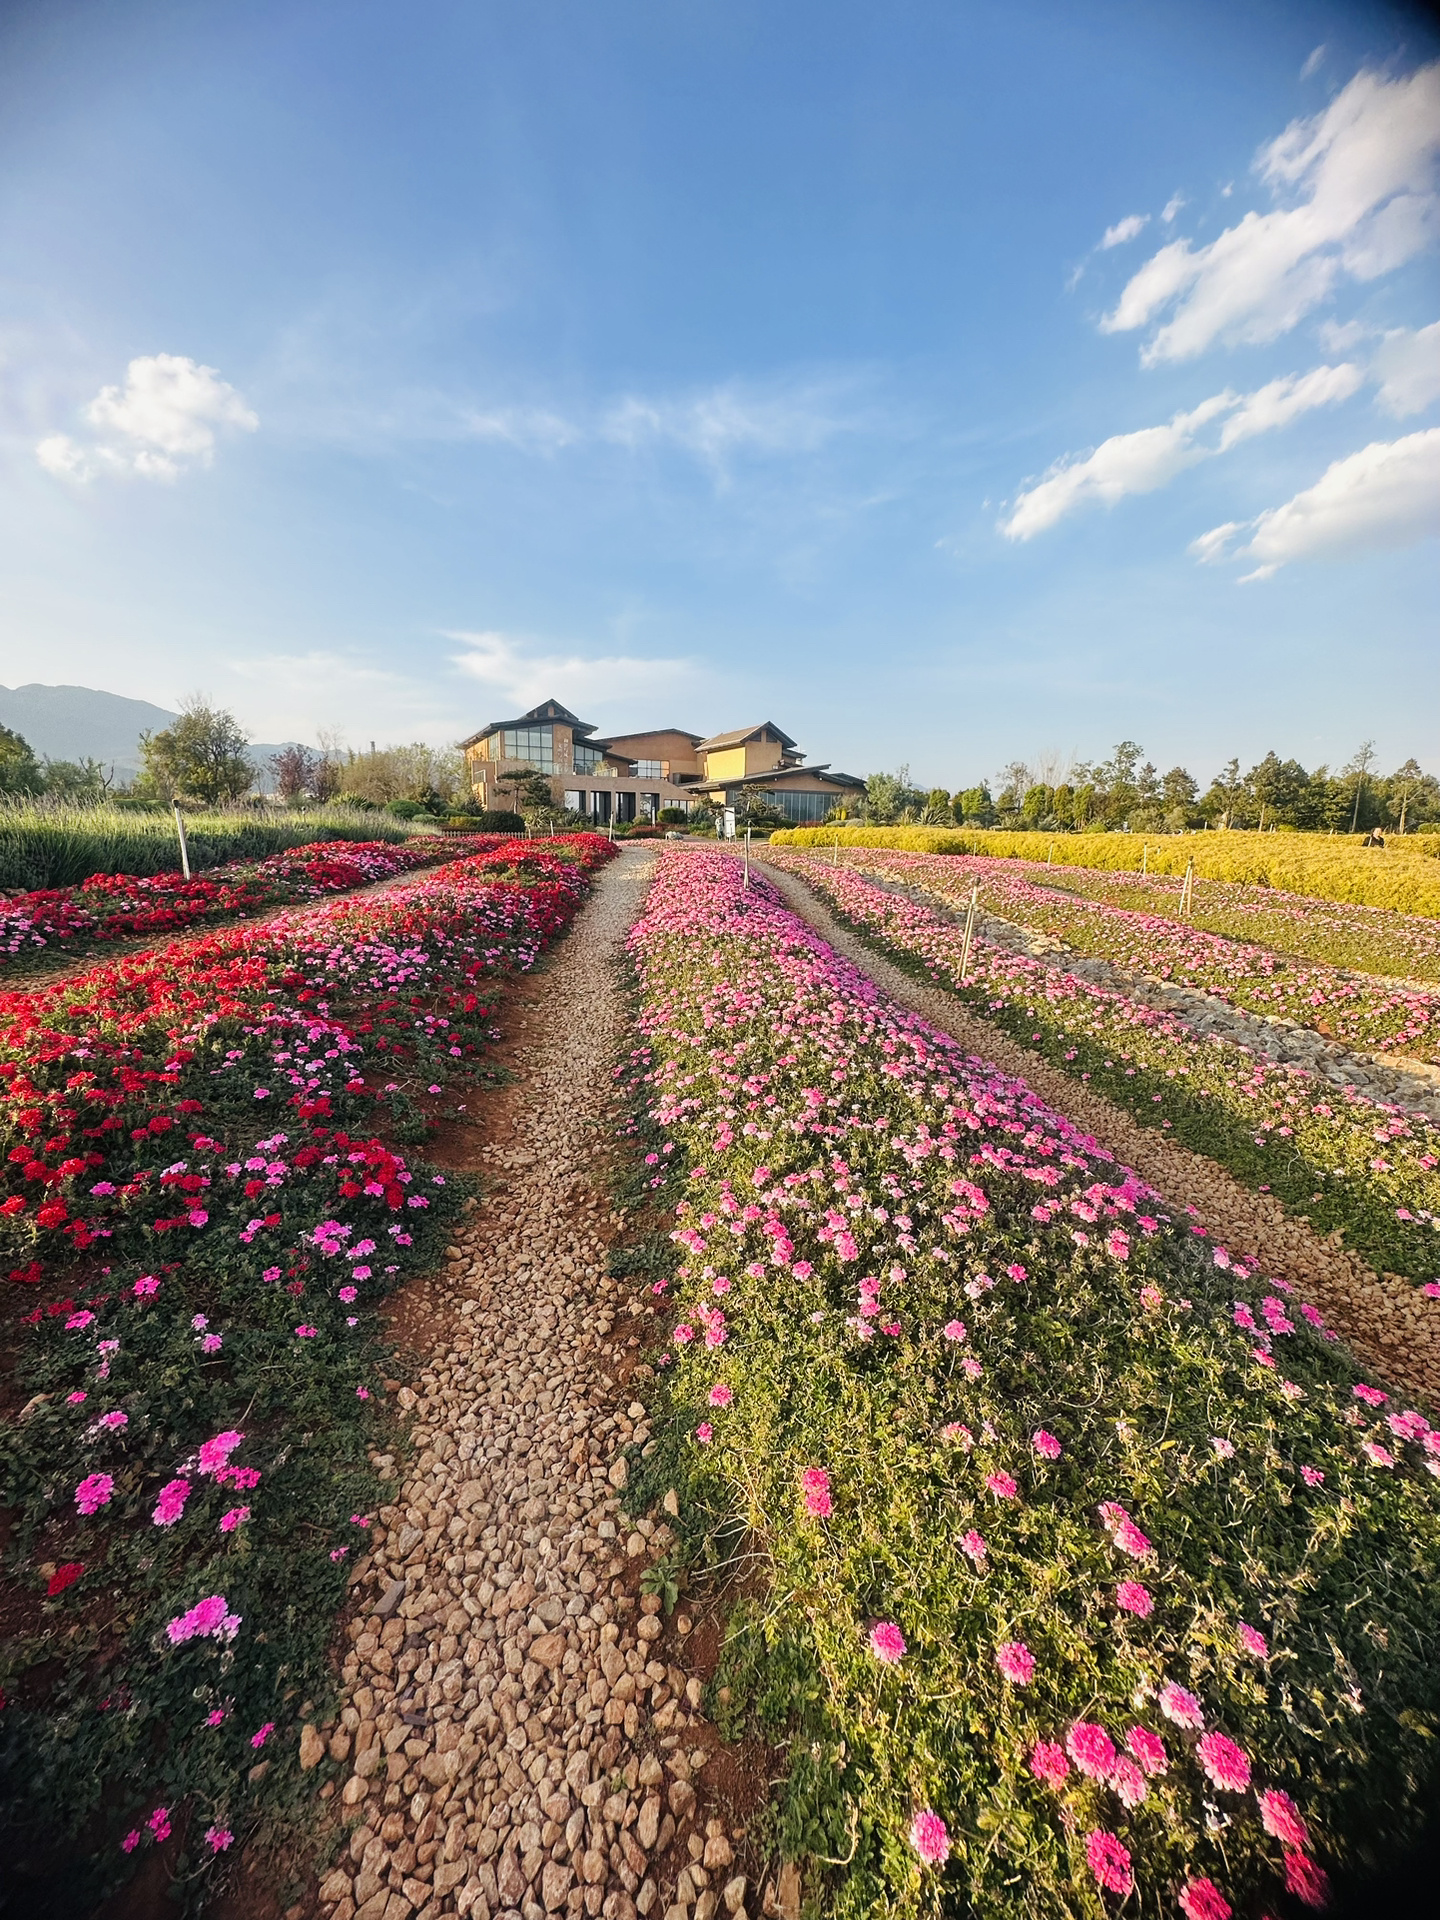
left=311, top=849, right=755, bottom=1920
left=759, top=856, right=1440, bottom=1408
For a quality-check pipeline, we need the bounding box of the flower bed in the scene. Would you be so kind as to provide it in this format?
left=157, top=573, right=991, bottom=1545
left=766, top=854, right=1440, bottom=1291
left=0, top=834, right=614, bottom=1905
left=0, top=835, right=502, bottom=965
left=619, top=848, right=1440, bottom=1920
left=770, top=825, right=1440, bottom=917
left=801, top=848, right=1440, bottom=1060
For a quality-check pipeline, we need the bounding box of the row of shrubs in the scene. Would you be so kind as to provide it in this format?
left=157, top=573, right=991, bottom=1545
left=772, top=826, right=1440, bottom=917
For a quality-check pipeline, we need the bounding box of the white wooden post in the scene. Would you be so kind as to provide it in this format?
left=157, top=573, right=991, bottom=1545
left=959, top=882, right=978, bottom=982
left=173, top=803, right=191, bottom=881
left=743, top=826, right=751, bottom=890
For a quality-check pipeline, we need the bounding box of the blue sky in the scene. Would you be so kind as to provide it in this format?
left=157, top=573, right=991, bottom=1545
left=1, top=0, right=1437, bottom=788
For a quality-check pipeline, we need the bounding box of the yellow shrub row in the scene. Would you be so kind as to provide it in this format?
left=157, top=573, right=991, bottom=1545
left=768, top=826, right=1440, bottom=917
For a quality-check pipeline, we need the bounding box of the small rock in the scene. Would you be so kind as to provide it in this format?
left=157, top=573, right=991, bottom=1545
left=299, top=1722, right=326, bottom=1771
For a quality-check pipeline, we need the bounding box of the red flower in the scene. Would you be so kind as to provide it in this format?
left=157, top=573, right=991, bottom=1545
left=47, top=1563, right=84, bottom=1596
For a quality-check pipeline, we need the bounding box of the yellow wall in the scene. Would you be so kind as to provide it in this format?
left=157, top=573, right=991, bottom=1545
left=702, top=746, right=750, bottom=783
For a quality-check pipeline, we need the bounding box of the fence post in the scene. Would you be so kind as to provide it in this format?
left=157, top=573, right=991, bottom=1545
left=959, top=882, right=979, bottom=983
left=743, top=827, right=751, bottom=890
left=172, top=803, right=191, bottom=881
left=1180, top=858, right=1194, bottom=917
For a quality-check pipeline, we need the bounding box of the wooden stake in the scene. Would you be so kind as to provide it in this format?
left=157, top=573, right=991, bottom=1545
left=172, top=803, right=191, bottom=881
left=743, top=826, right=751, bottom=890
left=959, top=882, right=979, bottom=982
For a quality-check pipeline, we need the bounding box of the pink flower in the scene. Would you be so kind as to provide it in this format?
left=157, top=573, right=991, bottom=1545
left=250, top=1721, right=274, bottom=1749
left=1085, top=1828, right=1132, bottom=1897
left=870, top=1621, right=906, bottom=1664
left=1005, top=1264, right=1027, bottom=1282
left=995, top=1641, right=1034, bottom=1685
left=195, top=1431, right=244, bottom=1477
left=148, top=1806, right=171, bottom=1842
left=1109, top=1756, right=1146, bottom=1808
left=205, top=1709, right=227, bottom=1727
left=132, top=1276, right=159, bottom=1298
left=1028, top=1740, right=1069, bottom=1788
left=1237, top=1621, right=1268, bottom=1659
left=960, top=1529, right=987, bottom=1564
left=1196, top=1731, right=1250, bottom=1792
left=1178, top=1877, right=1232, bottom=1920
left=95, top=1409, right=128, bottom=1431
left=337, top=1287, right=357, bottom=1304
left=1210, top=1436, right=1235, bottom=1459
left=204, top=1826, right=234, bottom=1853
left=942, top=1320, right=967, bottom=1341
left=801, top=1467, right=832, bottom=1518
left=708, top=1383, right=733, bottom=1407
left=1066, top=1721, right=1117, bottom=1779
left=356, top=1386, right=369, bottom=1399
left=1353, top=1383, right=1387, bottom=1407
left=74, top=1472, right=114, bottom=1515
left=165, top=1594, right=240, bottom=1645
left=1115, top=1581, right=1153, bottom=1618
left=1300, top=1465, right=1324, bottom=1487
left=1126, top=1726, right=1167, bottom=1775
left=121, top=1830, right=141, bottom=1853
left=219, top=1506, right=251, bottom=1533
left=1258, top=1788, right=1309, bottom=1849
left=294, top=1324, right=318, bottom=1339
left=1284, top=1850, right=1331, bottom=1910
left=1031, top=1430, right=1062, bottom=1460
left=693, top=1423, right=713, bottom=1444
left=1361, top=1441, right=1395, bottom=1468
left=152, top=1479, right=191, bottom=1527
left=909, top=1809, right=950, bottom=1867
left=1112, top=1518, right=1151, bottom=1558
left=1158, top=1683, right=1205, bottom=1730
left=986, top=1471, right=1018, bottom=1500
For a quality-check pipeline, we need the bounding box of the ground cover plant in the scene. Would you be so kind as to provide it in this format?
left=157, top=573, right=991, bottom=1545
left=0, top=801, right=421, bottom=895
left=770, top=827, right=1440, bottom=918
left=808, top=848, right=1440, bottom=1061
left=765, top=854, right=1440, bottom=1292
left=620, top=848, right=1440, bottom=1920
left=0, top=833, right=614, bottom=1910
left=0, top=834, right=492, bottom=966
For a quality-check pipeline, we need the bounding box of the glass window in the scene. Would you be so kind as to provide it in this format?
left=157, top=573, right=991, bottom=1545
left=500, top=725, right=555, bottom=772
left=572, top=741, right=604, bottom=774
left=634, top=759, right=662, bottom=779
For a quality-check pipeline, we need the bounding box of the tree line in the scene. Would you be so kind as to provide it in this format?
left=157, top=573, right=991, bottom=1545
left=860, top=741, right=1439, bottom=836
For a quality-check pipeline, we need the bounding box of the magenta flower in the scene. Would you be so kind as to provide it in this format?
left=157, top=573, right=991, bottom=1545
left=1196, top=1731, right=1251, bottom=1792
left=1028, top=1740, right=1069, bottom=1788
left=121, top=1830, right=141, bottom=1853
left=994, top=1641, right=1034, bottom=1685
left=1085, top=1828, right=1132, bottom=1897
left=693, top=1423, right=713, bottom=1444
left=960, top=1529, right=987, bottom=1565
left=1125, top=1726, right=1167, bottom=1775
left=205, top=1709, right=227, bottom=1727
left=986, top=1471, right=1018, bottom=1500
left=95, top=1409, right=128, bottom=1431
left=1353, top=1383, right=1387, bottom=1407
left=708, top=1383, right=734, bottom=1407
left=166, top=1594, right=240, bottom=1645
left=74, top=1472, right=115, bottom=1515
left=869, top=1621, right=906, bottom=1664
left=1112, top=1518, right=1151, bottom=1558
left=148, top=1806, right=171, bottom=1842
left=801, top=1467, right=832, bottom=1517
left=1109, top=1756, right=1146, bottom=1808
left=152, top=1479, right=191, bottom=1527
left=1158, top=1682, right=1205, bottom=1730
left=1237, top=1621, right=1268, bottom=1659
left=204, top=1826, right=234, bottom=1852
left=219, top=1506, right=251, bottom=1533
left=195, top=1431, right=244, bottom=1477
left=1178, top=1877, right=1232, bottom=1920
left=1300, top=1465, right=1324, bottom=1487
left=294, top=1324, right=318, bottom=1339
left=909, top=1809, right=949, bottom=1867
left=250, top=1721, right=274, bottom=1749
left=132, top=1276, right=159, bottom=1298
left=1361, top=1441, right=1395, bottom=1468
left=1258, top=1789, right=1309, bottom=1849
left=1066, top=1721, right=1117, bottom=1780
left=1284, top=1850, right=1331, bottom=1910
left=1115, top=1580, right=1153, bottom=1618
left=1031, top=1429, right=1062, bottom=1460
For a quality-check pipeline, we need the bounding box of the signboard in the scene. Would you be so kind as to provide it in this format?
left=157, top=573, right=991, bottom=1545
left=722, top=808, right=737, bottom=839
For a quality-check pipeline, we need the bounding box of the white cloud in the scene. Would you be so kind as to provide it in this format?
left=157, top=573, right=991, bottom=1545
left=1301, top=44, right=1327, bottom=81
left=35, top=353, right=257, bottom=482
left=1192, top=427, right=1440, bottom=574
left=1216, top=361, right=1362, bottom=447
left=1002, top=364, right=1358, bottom=538
left=1100, top=214, right=1149, bottom=250
left=447, top=628, right=702, bottom=717
left=461, top=407, right=580, bottom=452
left=1372, top=320, right=1440, bottom=415
left=1161, top=193, right=1186, bottom=224
left=601, top=378, right=851, bottom=468
left=1102, top=63, right=1440, bottom=363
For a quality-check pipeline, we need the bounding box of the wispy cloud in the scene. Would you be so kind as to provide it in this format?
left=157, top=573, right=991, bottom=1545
left=1372, top=321, right=1440, bottom=417
left=1300, top=44, right=1327, bottom=81
left=600, top=376, right=859, bottom=472
left=1001, top=364, right=1359, bottom=538
left=460, top=406, right=581, bottom=452
left=1161, top=193, right=1186, bottom=224
left=447, top=627, right=703, bottom=718
left=1192, top=427, right=1440, bottom=578
left=1100, top=213, right=1149, bottom=250
left=37, top=354, right=257, bottom=482
left=1101, top=63, right=1440, bottom=363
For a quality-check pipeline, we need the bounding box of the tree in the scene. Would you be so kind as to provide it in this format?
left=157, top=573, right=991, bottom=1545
left=1345, top=740, right=1377, bottom=834
left=270, top=744, right=321, bottom=802
left=40, top=757, right=110, bottom=802
left=864, top=766, right=922, bottom=824
left=1386, top=758, right=1438, bottom=834
left=954, top=784, right=995, bottom=826
left=921, top=788, right=953, bottom=825
left=140, top=699, right=254, bottom=805
left=0, top=724, right=44, bottom=796
left=1200, top=757, right=1243, bottom=829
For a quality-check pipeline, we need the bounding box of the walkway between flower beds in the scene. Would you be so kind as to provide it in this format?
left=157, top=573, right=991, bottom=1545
left=310, top=848, right=755, bottom=1920
left=759, top=856, right=1440, bottom=1407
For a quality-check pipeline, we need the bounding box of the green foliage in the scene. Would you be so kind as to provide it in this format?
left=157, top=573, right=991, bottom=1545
left=0, top=724, right=45, bottom=797
left=138, top=700, right=255, bottom=806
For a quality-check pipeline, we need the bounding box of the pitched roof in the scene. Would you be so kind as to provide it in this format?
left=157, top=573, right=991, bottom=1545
left=697, top=721, right=798, bottom=753
left=458, top=697, right=596, bottom=750
left=703, top=765, right=866, bottom=791
left=603, top=727, right=705, bottom=748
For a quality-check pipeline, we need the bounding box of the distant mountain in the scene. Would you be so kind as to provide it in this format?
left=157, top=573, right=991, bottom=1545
left=0, top=684, right=298, bottom=789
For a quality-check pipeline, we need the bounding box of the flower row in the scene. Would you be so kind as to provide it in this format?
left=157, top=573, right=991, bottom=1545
left=814, top=847, right=1440, bottom=1060
left=765, top=852, right=1440, bottom=1291
left=0, top=833, right=502, bottom=963
left=620, top=848, right=1440, bottom=1920
left=0, top=834, right=614, bottom=1894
